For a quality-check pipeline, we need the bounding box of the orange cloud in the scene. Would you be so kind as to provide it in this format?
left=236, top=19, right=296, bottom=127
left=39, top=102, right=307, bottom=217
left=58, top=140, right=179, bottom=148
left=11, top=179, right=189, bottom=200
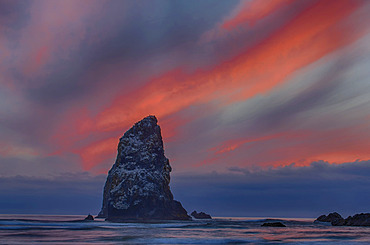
left=77, top=137, right=118, bottom=171
left=160, top=114, right=197, bottom=142
left=202, top=123, right=370, bottom=169
left=211, top=132, right=291, bottom=155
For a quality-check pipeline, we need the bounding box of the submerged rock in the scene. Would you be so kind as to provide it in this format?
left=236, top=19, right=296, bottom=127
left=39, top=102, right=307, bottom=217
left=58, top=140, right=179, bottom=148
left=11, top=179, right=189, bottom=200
left=191, top=211, right=212, bottom=219
left=98, top=115, right=190, bottom=221
left=261, top=222, right=286, bottom=227
left=84, top=214, right=94, bottom=221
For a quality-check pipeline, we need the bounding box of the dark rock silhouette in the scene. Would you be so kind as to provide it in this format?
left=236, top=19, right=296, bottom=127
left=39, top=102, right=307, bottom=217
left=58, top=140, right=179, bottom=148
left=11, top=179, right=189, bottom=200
left=191, top=211, right=212, bottom=219
left=344, top=213, right=370, bottom=226
left=315, top=212, right=345, bottom=226
left=315, top=212, right=370, bottom=226
left=97, top=115, right=190, bottom=221
left=84, top=214, right=94, bottom=221
left=261, top=222, right=286, bottom=227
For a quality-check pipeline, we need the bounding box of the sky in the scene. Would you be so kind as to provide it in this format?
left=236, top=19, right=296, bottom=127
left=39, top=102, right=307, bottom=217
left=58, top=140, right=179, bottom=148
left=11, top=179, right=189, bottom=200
left=0, top=0, right=370, bottom=217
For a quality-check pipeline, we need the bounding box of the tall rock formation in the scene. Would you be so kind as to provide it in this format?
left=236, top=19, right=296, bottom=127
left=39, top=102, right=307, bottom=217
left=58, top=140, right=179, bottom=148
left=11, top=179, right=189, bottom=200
left=98, top=115, right=190, bottom=221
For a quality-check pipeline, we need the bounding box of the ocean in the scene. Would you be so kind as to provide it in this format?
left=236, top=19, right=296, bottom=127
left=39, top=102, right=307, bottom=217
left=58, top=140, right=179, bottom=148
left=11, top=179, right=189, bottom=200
left=0, top=215, right=369, bottom=244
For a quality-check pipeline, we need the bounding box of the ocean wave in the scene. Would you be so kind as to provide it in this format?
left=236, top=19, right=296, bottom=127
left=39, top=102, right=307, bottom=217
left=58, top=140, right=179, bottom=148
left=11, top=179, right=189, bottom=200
left=135, top=237, right=261, bottom=244
left=0, top=216, right=369, bottom=244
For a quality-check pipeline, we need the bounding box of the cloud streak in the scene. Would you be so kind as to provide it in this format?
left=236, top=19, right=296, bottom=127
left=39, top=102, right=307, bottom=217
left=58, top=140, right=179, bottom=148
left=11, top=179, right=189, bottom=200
left=0, top=0, right=369, bottom=179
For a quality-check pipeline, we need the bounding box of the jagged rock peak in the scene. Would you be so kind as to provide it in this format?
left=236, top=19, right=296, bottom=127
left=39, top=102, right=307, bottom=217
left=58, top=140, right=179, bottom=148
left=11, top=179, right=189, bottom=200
left=98, top=115, right=190, bottom=221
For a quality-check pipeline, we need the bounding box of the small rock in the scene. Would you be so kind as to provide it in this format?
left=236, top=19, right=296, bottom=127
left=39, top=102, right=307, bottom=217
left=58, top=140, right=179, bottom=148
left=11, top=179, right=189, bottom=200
left=84, top=214, right=94, bottom=221
left=261, top=222, right=286, bottom=227
left=191, top=211, right=212, bottom=219
left=315, top=212, right=345, bottom=226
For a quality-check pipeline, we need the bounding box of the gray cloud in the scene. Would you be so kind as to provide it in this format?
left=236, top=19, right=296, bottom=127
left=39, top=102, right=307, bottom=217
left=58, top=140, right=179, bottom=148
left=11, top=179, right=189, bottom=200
left=1, top=160, right=369, bottom=217
left=0, top=0, right=30, bottom=31
left=0, top=153, right=82, bottom=177
left=171, top=160, right=370, bottom=218
left=22, top=0, right=239, bottom=106
left=0, top=172, right=105, bottom=215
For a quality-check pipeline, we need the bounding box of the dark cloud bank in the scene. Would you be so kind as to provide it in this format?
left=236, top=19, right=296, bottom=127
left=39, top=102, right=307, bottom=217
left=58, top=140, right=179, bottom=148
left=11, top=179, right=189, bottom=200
left=1, top=160, right=369, bottom=217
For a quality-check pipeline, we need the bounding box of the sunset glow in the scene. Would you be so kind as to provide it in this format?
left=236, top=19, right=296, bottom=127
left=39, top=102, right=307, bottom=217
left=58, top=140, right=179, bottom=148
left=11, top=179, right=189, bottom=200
left=1, top=0, right=369, bottom=181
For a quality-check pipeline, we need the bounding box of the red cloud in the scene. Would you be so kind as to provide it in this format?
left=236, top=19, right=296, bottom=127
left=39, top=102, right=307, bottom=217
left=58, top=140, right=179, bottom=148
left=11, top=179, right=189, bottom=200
left=89, top=0, right=365, bottom=131
left=201, top=123, right=370, bottom=169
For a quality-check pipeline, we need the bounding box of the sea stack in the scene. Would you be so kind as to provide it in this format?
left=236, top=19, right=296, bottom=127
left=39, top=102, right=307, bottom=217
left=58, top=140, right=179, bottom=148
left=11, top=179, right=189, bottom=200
left=98, top=115, right=190, bottom=221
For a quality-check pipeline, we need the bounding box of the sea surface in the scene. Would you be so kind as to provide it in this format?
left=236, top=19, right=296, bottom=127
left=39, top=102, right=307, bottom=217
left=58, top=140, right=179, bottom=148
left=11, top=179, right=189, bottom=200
left=0, top=215, right=369, bottom=244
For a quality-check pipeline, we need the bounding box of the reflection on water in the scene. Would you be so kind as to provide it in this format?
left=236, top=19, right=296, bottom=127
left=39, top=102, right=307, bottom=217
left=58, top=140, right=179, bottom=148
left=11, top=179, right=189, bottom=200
left=0, top=215, right=369, bottom=244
